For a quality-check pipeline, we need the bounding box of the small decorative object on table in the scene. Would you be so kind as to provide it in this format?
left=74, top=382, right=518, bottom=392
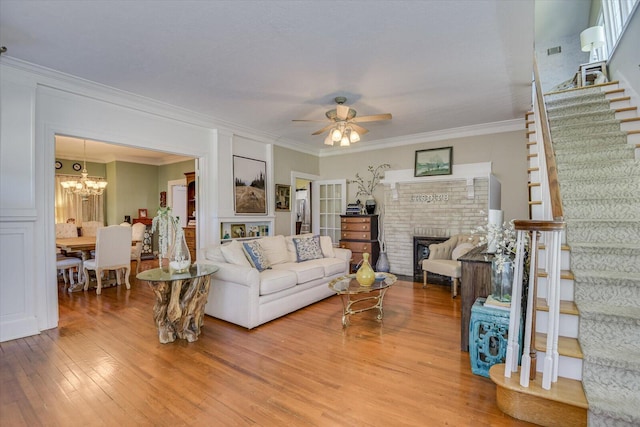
left=152, top=206, right=191, bottom=273
left=356, top=252, right=376, bottom=286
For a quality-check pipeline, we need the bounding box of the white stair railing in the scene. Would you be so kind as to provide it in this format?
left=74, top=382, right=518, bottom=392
left=505, top=220, right=565, bottom=389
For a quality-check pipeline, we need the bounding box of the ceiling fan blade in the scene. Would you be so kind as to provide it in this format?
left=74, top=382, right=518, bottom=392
left=351, top=113, right=392, bottom=123
left=336, top=104, right=350, bottom=121
left=311, top=123, right=336, bottom=136
left=350, top=123, right=369, bottom=135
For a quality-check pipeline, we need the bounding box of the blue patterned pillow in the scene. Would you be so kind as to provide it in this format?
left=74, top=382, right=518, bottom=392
left=242, top=240, right=271, bottom=272
left=292, top=235, right=324, bottom=262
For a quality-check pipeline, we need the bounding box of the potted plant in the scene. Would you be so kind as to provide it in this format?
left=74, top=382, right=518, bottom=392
left=350, top=163, right=390, bottom=214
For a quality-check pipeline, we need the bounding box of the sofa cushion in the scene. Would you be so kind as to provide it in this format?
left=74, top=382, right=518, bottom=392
left=258, top=235, right=289, bottom=265
left=292, top=235, right=324, bottom=262
left=452, top=242, right=475, bottom=260
left=204, top=246, right=226, bottom=263
left=220, top=240, right=251, bottom=267
left=242, top=240, right=271, bottom=272
left=320, top=235, right=335, bottom=258
left=272, top=261, right=324, bottom=284
left=259, top=269, right=297, bottom=295
left=311, top=257, right=345, bottom=276
left=285, top=233, right=314, bottom=262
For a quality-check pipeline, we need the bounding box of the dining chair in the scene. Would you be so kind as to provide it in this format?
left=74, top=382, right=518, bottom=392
left=81, top=221, right=104, bottom=237
left=56, top=256, right=83, bottom=291
left=120, top=222, right=146, bottom=274
left=83, top=225, right=132, bottom=295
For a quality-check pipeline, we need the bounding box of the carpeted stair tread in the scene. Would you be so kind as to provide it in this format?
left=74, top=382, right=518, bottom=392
left=565, top=219, right=640, bottom=243
left=549, top=110, right=616, bottom=127
left=580, top=341, right=640, bottom=373
left=554, top=160, right=639, bottom=180
left=555, top=146, right=634, bottom=164
left=570, top=244, right=640, bottom=274
left=546, top=99, right=610, bottom=118
left=560, top=179, right=640, bottom=199
left=584, top=385, right=640, bottom=427
left=576, top=300, right=640, bottom=324
left=562, top=199, right=640, bottom=220
left=552, top=130, right=628, bottom=145
left=545, top=91, right=606, bottom=106
left=550, top=119, right=622, bottom=138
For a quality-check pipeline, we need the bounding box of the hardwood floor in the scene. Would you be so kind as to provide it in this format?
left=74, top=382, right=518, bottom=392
left=0, top=261, right=535, bottom=426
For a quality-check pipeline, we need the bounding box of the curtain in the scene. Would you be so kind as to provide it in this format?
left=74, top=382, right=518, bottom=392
left=54, top=174, right=105, bottom=225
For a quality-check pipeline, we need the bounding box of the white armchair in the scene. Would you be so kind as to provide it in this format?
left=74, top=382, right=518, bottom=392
left=83, top=225, right=132, bottom=295
left=422, top=234, right=481, bottom=297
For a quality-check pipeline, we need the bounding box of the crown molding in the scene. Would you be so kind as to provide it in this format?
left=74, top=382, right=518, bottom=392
left=318, top=119, right=525, bottom=157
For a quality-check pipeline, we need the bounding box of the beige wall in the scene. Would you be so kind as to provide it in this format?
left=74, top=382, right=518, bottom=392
left=157, top=159, right=196, bottom=192
left=319, top=130, right=529, bottom=223
left=273, top=145, right=319, bottom=235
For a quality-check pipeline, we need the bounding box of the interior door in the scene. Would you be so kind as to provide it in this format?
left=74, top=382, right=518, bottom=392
left=312, top=179, right=346, bottom=244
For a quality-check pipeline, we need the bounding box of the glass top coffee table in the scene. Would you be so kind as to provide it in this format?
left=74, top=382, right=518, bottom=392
left=328, top=272, right=397, bottom=327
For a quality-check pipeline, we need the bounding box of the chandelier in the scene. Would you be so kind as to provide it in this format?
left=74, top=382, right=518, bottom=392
left=60, top=140, right=108, bottom=197
left=323, top=122, right=360, bottom=147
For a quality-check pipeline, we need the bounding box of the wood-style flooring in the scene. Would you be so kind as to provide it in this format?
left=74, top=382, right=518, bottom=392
left=0, top=260, right=535, bottom=426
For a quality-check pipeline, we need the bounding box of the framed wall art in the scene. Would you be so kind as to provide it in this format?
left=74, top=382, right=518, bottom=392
left=275, top=184, right=291, bottom=211
left=138, top=208, right=148, bottom=218
left=230, top=223, right=246, bottom=238
left=233, top=155, right=267, bottom=215
left=414, top=146, right=453, bottom=177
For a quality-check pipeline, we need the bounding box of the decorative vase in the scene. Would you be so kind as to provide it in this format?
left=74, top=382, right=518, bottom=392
left=365, top=197, right=376, bottom=215
left=168, top=227, right=191, bottom=273
left=491, top=258, right=514, bottom=303
left=376, top=251, right=390, bottom=272
left=356, top=252, right=375, bottom=286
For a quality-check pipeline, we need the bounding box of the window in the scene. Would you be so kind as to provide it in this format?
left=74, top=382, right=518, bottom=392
left=596, top=0, right=638, bottom=60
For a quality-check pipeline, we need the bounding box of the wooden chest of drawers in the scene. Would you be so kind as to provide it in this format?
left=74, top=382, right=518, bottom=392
left=183, top=226, right=196, bottom=261
left=339, top=215, right=379, bottom=272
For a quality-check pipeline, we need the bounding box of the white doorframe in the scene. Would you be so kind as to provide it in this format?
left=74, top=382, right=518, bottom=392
left=290, top=171, right=320, bottom=235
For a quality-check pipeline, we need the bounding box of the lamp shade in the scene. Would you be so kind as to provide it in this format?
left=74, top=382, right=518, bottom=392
left=580, top=26, right=605, bottom=52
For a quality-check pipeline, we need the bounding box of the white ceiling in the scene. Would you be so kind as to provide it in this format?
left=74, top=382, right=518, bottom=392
left=0, top=1, right=590, bottom=163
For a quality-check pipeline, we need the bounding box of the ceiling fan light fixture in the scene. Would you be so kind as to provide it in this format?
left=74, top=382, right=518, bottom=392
left=331, top=127, right=342, bottom=142
left=324, top=134, right=334, bottom=146
left=349, top=128, right=360, bottom=143
left=340, top=135, right=350, bottom=146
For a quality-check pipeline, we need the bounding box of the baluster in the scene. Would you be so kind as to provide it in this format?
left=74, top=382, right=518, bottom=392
left=520, top=230, right=539, bottom=387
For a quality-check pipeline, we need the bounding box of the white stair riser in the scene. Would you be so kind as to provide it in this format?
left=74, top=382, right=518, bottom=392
left=537, top=277, right=575, bottom=301
left=530, top=186, right=541, bottom=201
left=621, top=120, right=640, bottom=132
left=530, top=203, right=544, bottom=220
left=536, top=311, right=579, bottom=338
left=537, top=249, right=570, bottom=271
left=536, top=351, right=583, bottom=381
left=628, top=133, right=640, bottom=145
left=615, top=109, right=638, bottom=120
left=610, top=98, right=631, bottom=109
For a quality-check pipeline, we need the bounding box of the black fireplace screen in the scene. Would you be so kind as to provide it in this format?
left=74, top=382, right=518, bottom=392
left=413, top=236, right=449, bottom=282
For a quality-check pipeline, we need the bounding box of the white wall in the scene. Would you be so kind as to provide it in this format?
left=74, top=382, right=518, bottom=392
left=0, top=60, right=215, bottom=341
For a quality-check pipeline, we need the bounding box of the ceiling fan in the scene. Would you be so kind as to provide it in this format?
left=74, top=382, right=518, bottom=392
left=293, top=97, right=392, bottom=146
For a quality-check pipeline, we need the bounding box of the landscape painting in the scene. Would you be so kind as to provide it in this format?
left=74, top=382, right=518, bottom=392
left=414, top=147, right=453, bottom=177
left=233, top=156, right=267, bottom=214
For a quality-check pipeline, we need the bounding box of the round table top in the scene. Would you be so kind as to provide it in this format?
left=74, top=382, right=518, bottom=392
left=328, top=272, right=397, bottom=294
left=136, top=263, right=219, bottom=282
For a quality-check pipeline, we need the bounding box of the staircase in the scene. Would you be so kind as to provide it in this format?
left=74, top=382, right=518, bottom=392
left=491, top=81, right=640, bottom=426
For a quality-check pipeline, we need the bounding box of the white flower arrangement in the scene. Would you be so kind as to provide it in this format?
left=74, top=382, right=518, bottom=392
left=151, top=206, right=177, bottom=259
left=471, top=216, right=524, bottom=273
left=349, top=163, right=390, bottom=198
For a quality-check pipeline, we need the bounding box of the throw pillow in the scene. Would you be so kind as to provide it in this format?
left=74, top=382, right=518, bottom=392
left=452, top=242, right=475, bottom=261
left=220, top=240, right=251, bottom=267
left=258, top=235, right=290, bottom=265
left=292, top=235, right=324, bottom=262
left=242, top=240, right=271, bottom=271
left=319, top=235, right=335, bottom=258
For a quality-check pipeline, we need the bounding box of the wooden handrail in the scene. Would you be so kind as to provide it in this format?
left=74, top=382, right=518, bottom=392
left=533, top=57, right=564, bottom=221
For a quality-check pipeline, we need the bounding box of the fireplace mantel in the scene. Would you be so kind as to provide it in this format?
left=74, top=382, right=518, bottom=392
left=380, top=162, right=496, bottom=202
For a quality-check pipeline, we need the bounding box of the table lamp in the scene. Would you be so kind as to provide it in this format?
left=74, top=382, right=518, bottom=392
left=580, top=26, right=605, bottom=61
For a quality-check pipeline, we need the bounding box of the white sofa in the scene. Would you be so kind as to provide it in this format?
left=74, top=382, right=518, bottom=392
left=200, top=234, right=351, bottom=329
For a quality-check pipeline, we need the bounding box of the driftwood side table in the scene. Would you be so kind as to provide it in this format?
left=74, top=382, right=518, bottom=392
left=137, top=264, right=218, bottom=343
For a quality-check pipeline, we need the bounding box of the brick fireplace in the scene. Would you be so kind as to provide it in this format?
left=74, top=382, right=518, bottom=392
left=379, top=163, right=499, bottom=277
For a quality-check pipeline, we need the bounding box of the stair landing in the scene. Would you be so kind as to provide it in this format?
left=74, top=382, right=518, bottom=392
left=490, top=364, right=588, bottom=427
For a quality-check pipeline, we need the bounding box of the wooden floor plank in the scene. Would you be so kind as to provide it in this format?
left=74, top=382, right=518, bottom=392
left=0, top=260, right=536, bottom=426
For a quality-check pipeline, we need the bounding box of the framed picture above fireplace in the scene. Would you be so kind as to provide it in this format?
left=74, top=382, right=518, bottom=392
left=415, top=147, right=453, bottom=177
